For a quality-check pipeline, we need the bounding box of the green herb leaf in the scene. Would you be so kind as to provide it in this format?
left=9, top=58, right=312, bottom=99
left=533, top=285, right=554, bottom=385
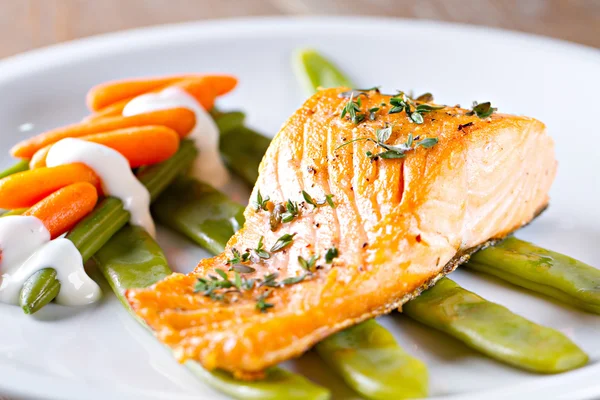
left=325, top=247, right=339, bottom=263
left=341, top=94, right=367, bottom=124
left=256, top=290, right=274, bottom=313
left=415, top=92, right=434, bottom=102
left=281, top=274, right=306, bottom=285
left=469, top=101, right=497, bottom=118
left=410, top=112, right=424, bottom=124
left=377, top=150, right=407, bottom=159
left=270, top=233, right=296, bottom=252
left=233, top=271, right=242, bottom=290
left=298, top=254, right=319, bottom=271
left=302, top=190, right=317, bottom=207
left=376, top=124, right=393, bottom=143
left=416, top=104, right=445, bottom=112
left=260, top=272, right=280, bottom=287
left=253, top=190, right=270, bottom=211
left=368, top=107, right=380, bottom=120
left=415, top=137, right=439, bottom=148
left=325, top=194, right=335, bottom=208
left=242, top=278, right=255, bottom=290
left=215, top=269, right=228, bottom=280
left=231, top=265, right=256, bottom=274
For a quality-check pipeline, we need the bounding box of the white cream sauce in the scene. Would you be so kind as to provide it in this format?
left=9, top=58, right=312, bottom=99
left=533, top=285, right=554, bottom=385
left=122, top=86, right=231, bottom=188
left=0, top=216, right=101, bottom=306
left=46, top=138, right=155, bottom=237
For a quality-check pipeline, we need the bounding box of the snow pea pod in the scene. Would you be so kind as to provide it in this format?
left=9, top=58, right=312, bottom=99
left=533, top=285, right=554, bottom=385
left=19, top=140, right=197, bottom=314
left=218, top=118, right=270, bottom=185
left=315, top=319, right=428, bottom=399
left=152, top=177, right=244, bottom=255
left=0, top=159, right=29, bottom=179
left=154, top=178, right=427, bottom=399
left=94, top=225, right=330, bottom=400
left=467, top=237, right=600, bottom=314
left=403, top=277, right=588, bottom=373
left=293, top=48, right=353, bottom=96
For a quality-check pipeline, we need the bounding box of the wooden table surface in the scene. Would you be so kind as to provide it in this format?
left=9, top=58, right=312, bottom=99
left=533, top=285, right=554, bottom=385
left=1, top=0, right=599, bottom=59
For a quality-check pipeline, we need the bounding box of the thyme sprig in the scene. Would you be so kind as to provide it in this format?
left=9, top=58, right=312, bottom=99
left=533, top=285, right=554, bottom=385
left=340, top=95, right=366, bottom=124
left=256, top=290, right=274, bottom=312
left=270, top=233, right=296, bottom=252
left=302, top=190, right=336, bottom=209
left=269, top=199, right=301, bottom=231
left=336, top=125, right=439, bottom=160
left=253, top=190, right=270, bottom=211
left=467, top=101, right=497, bottom=118
left=325, top=247, right=339, bottom=263
left=388, top=92, right=445, bottom=124
left=298, top=254, right=319, bottom=272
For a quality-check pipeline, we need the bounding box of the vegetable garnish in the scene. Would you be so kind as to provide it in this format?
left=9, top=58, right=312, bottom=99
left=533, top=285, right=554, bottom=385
left=194, top=270, right=233, bottom=301
left=325, top=247, right=339, bottom=263
left=302, top=190, right=336, bottom=209
left=250, top=236, right=271, bottom=262
left=340, top=94, right=366, bottom=124
left=468, top=101, right=497, bottom=118
left=336, top=124, right=439, bottom=160
left=253, top=189, right=270, bottom=211
left=260, top=272, right=280, bottom=287
left=281, top=200, right=300, bottom=222
left=389, top=92, right=445, bottom=124
left=298, top=254, right=319, bottom=272
left=270, top=233, right=297, bottom=252
left=256, top=290, right=275, bottom=313
left=415, top=92, right=434, bottom=103
left=270, top=199, right=300, bottom=230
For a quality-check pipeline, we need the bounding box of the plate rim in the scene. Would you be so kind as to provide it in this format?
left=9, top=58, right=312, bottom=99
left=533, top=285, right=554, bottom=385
left=0, top=15, right=599, bottom=400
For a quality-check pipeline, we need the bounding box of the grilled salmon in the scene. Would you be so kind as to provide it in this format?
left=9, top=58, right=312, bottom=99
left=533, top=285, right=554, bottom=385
left=127, top=88, right=556, bottom=378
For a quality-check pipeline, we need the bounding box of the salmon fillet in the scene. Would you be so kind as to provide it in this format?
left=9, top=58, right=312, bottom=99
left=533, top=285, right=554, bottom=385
left=127, top=88, right=556, bottom=378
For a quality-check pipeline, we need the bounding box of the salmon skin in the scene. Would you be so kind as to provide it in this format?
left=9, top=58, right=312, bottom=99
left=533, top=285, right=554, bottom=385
left=127, top=88, right=556, bottom=379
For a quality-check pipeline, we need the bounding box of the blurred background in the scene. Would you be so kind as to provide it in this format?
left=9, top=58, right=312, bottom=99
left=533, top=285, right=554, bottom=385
left=1, top=0, right=599, bottom=58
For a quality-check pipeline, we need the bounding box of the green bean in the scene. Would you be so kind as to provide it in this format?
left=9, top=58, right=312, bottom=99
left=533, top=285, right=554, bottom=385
left=0, top=159, right=29, bottom=179
left=20, top=268, right=60, bottom=315
left=152, top=177, right=244, bottom=255
left=466, top=237, right=600, bottom=314
left=315, top=319, right=428, bottom=399
left=218, top=120, right=270, bottom=185
left=293, top=48, right=353, bottom=96
left=19, top=140, right=197, bottom=314
left=212, top=109, right=246, bottom=134
left=403, top=278, right=588, bottom=373
left=94, top=225, right=330, bottom=400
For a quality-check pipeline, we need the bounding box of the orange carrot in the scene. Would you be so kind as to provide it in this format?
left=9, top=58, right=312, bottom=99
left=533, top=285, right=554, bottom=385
left=174, top=75, right=238, bottom=111
left=23, top=182, right=98, bottom=239
left=0, top=164, right=100, bottom=209
left=30, top=126, right=180, bottom=169
left=84, top=98, right=130, bottom=121
left=86, top=74, right=237, bottom=121
left=86, top=75, right=194, bottom=111
left=11, top=108, right=195, bottom=159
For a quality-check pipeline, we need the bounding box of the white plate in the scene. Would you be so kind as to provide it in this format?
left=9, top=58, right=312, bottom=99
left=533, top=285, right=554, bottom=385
left=0, top=16, right=599, bottom=400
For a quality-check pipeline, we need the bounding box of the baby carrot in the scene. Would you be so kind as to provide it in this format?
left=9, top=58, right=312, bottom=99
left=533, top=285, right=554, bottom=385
left=85, top=98, right=130, bottom=121
left=23, top=182, right=98, bottom=239
left=0, top=163, right=100, bottom=209
left=30, top=126, right=180, bottom=169
left=86, top=74, right=237, bottom=121
left=174, top=75, right=238, bottom=111
left=11, top=108, right=195, bottom=159
left=86, top=75, right=193, bottom=111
